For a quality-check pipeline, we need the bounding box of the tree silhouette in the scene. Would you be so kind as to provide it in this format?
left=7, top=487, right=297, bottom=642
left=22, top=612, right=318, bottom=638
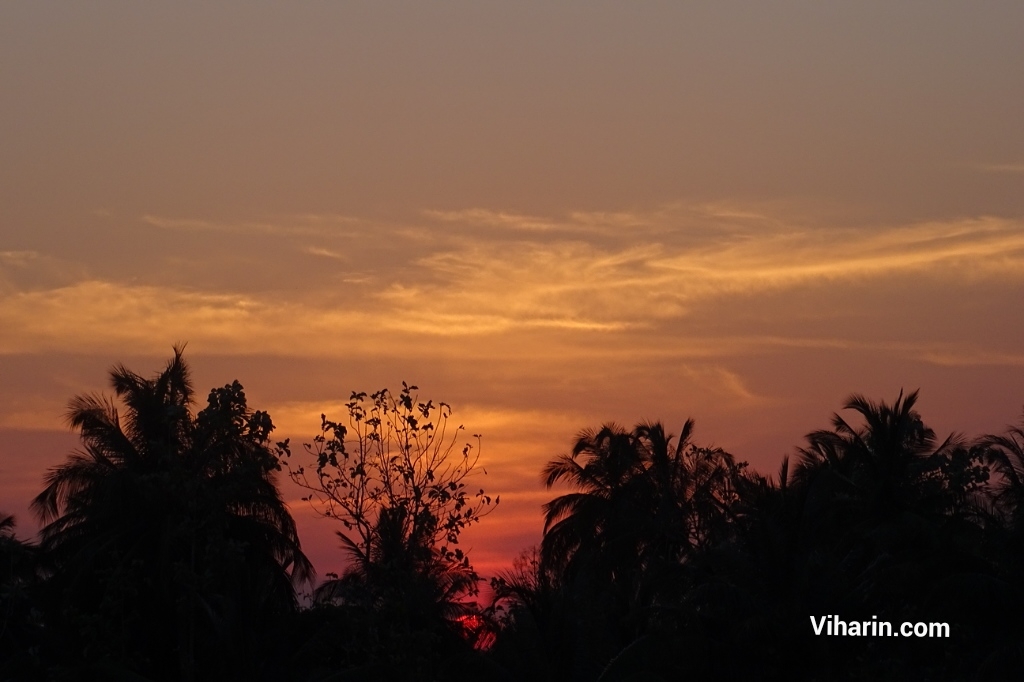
left=16, top=356, right=1024, bottom=681
left=32, top=347, right=312, bottom=680
left=491, top=394, right=1009, bottom=682
left=527, top=420, right=742, bottom=680
left=281, top=384, right=497, bottom=678
left=541, top=420, right=739, bottom=584
left=981, top=411, right=1024, bottom=521
left=793, top=390, right=990, bottom=519
left=720, top=391, right=999, bottom=680
left=0, top=514, right=44, bottom=678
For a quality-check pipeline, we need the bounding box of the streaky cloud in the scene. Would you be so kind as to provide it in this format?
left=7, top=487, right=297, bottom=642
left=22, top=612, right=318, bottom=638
left=974, top=162, right=1024, bottom=174
left=143, top=213, right=367, bottom=237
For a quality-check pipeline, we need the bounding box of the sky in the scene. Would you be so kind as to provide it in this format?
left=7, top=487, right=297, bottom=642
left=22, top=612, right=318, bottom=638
left=2, top=1, right=1024, bottom=579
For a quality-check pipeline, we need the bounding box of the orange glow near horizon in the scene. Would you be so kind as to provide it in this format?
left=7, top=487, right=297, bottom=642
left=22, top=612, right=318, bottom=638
left=3, top=3, right=1024, bottom=581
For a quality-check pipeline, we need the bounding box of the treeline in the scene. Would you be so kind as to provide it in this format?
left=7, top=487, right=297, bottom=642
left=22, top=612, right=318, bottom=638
left=2, top=351, right=1023, bottom=680
left=487, top=400, right=1023, bottom=681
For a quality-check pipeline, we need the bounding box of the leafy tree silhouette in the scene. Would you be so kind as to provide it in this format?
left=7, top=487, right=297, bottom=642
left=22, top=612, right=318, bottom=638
left=32, top=347, right=312, bottom=681
left=281, top=383, right=497, bottom=679
left=0, top=514, right=44, bottom=678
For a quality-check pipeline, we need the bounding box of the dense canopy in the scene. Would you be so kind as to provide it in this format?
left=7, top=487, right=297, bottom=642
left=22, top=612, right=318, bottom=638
left=2, top=352, right=1023, bottom=680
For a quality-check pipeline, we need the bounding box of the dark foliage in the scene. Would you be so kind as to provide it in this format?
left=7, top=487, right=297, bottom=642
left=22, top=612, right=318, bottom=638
left=279, top=383, right=498, bottom=679
left=0, top=515, right=44, bottom=679
left=7, top=359, right=1024, bottom=680
left=488, top=391, right=1024, bottom=681
left=28, top=348, right=313, bottom=681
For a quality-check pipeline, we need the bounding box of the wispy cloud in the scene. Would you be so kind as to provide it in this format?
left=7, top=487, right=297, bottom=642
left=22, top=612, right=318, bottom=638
left=376, top=213, right=1024, bottom=334
left=918, top=350, right=1024, bottom=367
left=303, top=246, right=347, bottom=260
left=677, top=365, right=769, bottom=405
left=0, top=281, right=378, bottom=356
left=143, top=213, right=366, bottom=237
left=4, top=206, right=1024, bottom=370
left=0, top=395, right=67, bottom=430
left=0, top=251, right=39, bottom=267
left=974, top=163, right=1024, bottom=174
left=424, top=209, right=564, bottom=232
left=424, top=206, right=680, bottom=236
left=650, top=216, right=1024, bottom=290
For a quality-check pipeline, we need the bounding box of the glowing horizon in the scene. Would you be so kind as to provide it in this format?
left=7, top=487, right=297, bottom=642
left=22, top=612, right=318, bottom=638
left=3, top=2, right=1024, bottom=580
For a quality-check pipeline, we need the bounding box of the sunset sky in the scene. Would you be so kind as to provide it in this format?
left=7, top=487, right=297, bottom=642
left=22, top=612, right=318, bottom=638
left=3, top=2, right=1024, bottom=579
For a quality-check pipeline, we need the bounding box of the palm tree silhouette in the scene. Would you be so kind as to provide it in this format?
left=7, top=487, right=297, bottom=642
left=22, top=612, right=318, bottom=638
left=758, top=391, right=1006, bottom=679
left=793, top=390, right=966, bottom=518
left=541, top=420, right=737, bottom=579
left=981, top=413, right=1024, bottom=519
left=32, top=347, right=313, bottom=680
left=535, top=420, right=741, bottom=680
